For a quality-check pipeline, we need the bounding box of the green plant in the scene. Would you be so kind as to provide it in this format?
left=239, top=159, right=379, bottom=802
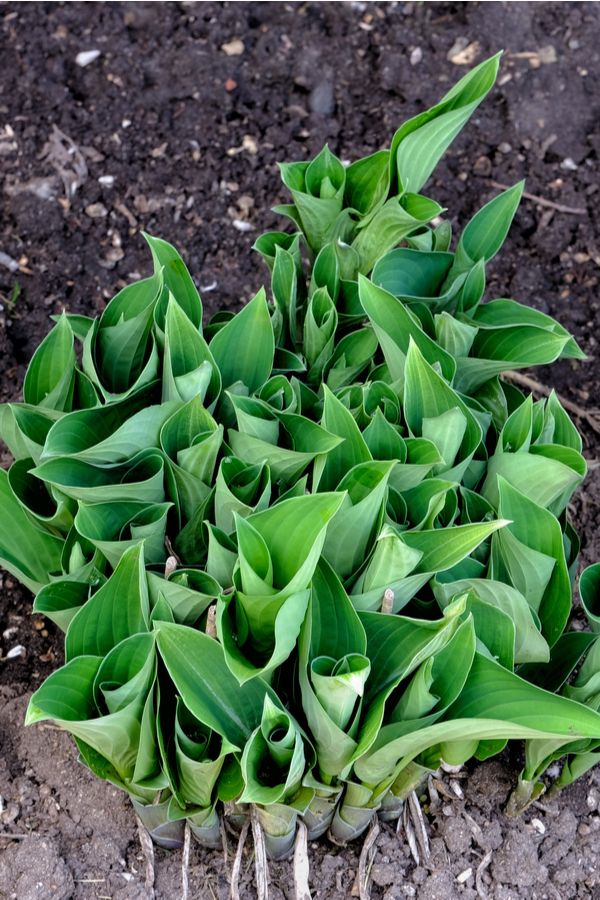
left=2, top=53, right=600, bottom=862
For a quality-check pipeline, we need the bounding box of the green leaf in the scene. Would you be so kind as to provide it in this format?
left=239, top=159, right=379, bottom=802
left=209, top=288, right=274, bottom=392
left=322, top=460, right=395, bottom=579
left=23, top=313, right=75, bottom=411
left=358, top=276, right=455, bottom=382
left=32, top=449, right=166, bottom=505
left=155, top=622, right=278, bottom=749
left=74, top=499, right=172, bottom=568
left=580, top=564, right=600, bottom=633
left=314, top=385, right=372, bottom=492
left=355, top=651, right=600, bottom=785
left=33, top=580, right=90, bottom=631
left=344, top=149, right=390, bottom=217
left=298, top=559, right=367, bottom=777
left=404, top=340, right=482, bottom=481
left=144, top=233, right=202, bottom=330
left=434, top=577, right=549, bottom=665
left=279, top=146, right=346, bottom=252
left=26, top=632, right=156, bottom=782
left=492, top=478, right=571, bottom=646
left=42, top=385, right=177, bottom=464
left=94, top=273, right=161, bottom=396
left=372, top=248, right=455, bottom=309
left=352, top=194, right=443, bottom=274
left=0, top=468, right=64, bottom=593
left=453, top=182, right=524, bottom=272
left=390, top=53, right=501, bottom=192
left=162, top=296, right=221, bottom=405
left=65, top=544, right=149, bottom=660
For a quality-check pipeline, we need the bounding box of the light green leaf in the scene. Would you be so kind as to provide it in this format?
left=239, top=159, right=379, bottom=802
left=209, top=288, right=274, bottom=392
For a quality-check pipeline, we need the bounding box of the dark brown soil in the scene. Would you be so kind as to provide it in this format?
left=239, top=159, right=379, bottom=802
left=1, top=2, right=600, bottom=898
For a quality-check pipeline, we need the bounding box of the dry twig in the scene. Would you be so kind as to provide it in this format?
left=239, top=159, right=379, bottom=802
left=489, top=180, right=586, bottom=216
left=357, top=817, right=380, bottom=900
left=230, top=819, right=250, bottom=900
left=408, top=790, right=430, bottom=863
left=293, top=820, right=312, bottom=900
left=251, top=807, right=269, bottom=900
left=136, top=816, right=156, bottom=899
left=475, top=849, right=493, bottom=899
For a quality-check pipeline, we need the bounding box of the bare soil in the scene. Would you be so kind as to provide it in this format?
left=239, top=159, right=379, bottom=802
left=1, top=2, right=600, bottom=898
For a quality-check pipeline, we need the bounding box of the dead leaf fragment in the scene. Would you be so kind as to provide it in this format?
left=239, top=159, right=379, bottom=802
left=447, top=38, right=480, bottom=65
left=40, top=125, right=88, bottom=198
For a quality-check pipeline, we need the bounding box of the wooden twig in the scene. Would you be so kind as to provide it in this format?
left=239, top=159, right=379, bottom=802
left=0, top=832, right=33, bottom=840
left=503, top=370, right=600, bottom=434
left=251, top=807, right=269, bottom=900
left=220, top=811, right=229, bottom=865
left=293, top=820, right=311, bottom=900
left=136, top=816, right=156, bottom=899
left=230, top=819, right=250, bottom=900
left=489, top=180, right=586, bottom=216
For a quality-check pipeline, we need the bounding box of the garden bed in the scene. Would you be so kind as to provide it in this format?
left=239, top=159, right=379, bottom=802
left=1, top=2, right=600, bottom=898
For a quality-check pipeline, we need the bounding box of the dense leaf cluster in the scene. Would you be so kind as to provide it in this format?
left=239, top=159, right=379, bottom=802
left=2, top=54, right=600, bottom=856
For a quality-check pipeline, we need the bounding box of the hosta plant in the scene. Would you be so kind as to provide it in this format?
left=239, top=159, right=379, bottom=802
left=2, top=53, right=600, bottom=861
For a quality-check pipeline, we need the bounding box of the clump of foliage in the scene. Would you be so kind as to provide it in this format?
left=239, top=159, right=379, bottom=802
left=2, top=53, right=600, bottom=858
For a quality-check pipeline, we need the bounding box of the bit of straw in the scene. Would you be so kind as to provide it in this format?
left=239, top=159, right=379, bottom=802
left=181, top=821, right=191, bottom=900
left=357, top=817, right=379, bottom=900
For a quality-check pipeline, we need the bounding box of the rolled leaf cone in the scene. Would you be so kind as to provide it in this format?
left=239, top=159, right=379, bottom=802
left=217, top=492, right=345, bottom=682
left=223, top=800, right=250, bottom=833
left=505, top=775, right=546, bottom=817
left=301, top=771, right=343, bottom=840
left=187, top=804, right=222, bottom=849
left=255, top=801, right=298, bottom=860
left=131, top=795, right=185, bottom=850
left=378, top=760, right=431, bottom=822
left=329, top=781, right=380, bottom=844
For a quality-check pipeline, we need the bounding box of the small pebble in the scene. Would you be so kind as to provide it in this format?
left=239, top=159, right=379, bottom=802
left=98, top=175, right=115, bottom=187
left=221, top=38, right=245, bottom=56
left=0, top=251, right=19, bottom=273
left=561, top=157, right=578, bottom=171
left=531, top=818, right=546, bottom=834
left=456, top=867, right=472, bottom=884
left=410, top=47, right=422, bottom=65
left=6, top=645, right=25, bottom=659
left=498, top=141, right=512, bottom=154
left=310, top=80, right=335, bottom=116
left=75, top=49, right=101, bottom=67
left=474, top=155, right=492, bottom=176
left=538, top=45, right=557, bottom=64
left=232, top=219, right=253, bottom=232
left=85, top=203, right=108, bottom=219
